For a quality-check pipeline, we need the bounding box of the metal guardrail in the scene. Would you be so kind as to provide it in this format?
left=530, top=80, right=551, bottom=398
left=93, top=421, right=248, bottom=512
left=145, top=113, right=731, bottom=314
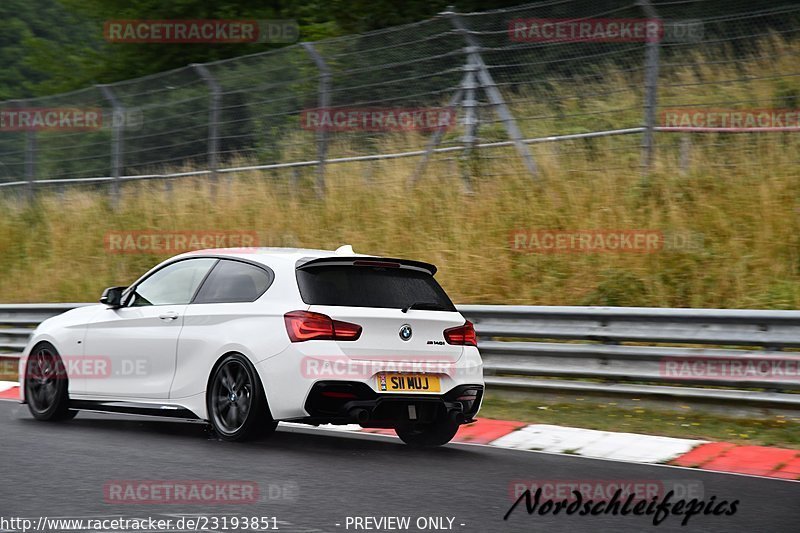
left=0, top=304, right=91, bottom=358
left=2, top=303, right=799, bottom=408
left=459, top=305, right=800, bottom=409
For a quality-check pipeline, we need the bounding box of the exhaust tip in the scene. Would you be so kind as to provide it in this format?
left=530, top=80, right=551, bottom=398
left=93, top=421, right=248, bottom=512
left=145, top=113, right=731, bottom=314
left=349, top=407, right=370, bottom=424
left=449, top=410, right=466, bottom=425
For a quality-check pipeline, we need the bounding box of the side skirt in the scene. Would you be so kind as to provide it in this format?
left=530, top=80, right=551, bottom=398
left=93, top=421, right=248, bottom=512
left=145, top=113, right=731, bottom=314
left=69, top=399, right=200, bottom=420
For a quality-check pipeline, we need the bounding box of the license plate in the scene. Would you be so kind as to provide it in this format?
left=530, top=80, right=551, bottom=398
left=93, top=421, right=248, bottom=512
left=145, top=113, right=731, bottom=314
left=377, top=373, right=441, bottom=393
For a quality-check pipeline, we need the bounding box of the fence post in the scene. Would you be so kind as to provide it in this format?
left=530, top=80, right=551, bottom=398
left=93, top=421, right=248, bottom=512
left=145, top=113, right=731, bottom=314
left=97, top=84, right=123, bottom=205
left=191, top=63, right=221, bottom=197
left=459, top=59, right=479, bottom=191
left=447, top=9, right=538, bottom=180
left=25, top=129, right=36, bottom=201
left=410, top=81, right=465, bottom=185
left=679, top=134, right=691, bottom=174
left=462, top=61, right=479, bottom=150
left=639, top=0, right=661, bottom=174
left=301, top=42, right=330, bottom=198
left=9, top=100, right=36, bottom=201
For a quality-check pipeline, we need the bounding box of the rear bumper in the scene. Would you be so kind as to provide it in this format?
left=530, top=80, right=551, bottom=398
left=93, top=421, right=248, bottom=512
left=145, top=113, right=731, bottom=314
left=256, top=345, right=483, bottom=421
left=291, top=382, right=484, bottom=428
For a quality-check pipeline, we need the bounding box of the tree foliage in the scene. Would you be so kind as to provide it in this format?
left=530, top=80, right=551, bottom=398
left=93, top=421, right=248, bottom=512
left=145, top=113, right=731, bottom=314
left=1, top=0, right=797, bottom=99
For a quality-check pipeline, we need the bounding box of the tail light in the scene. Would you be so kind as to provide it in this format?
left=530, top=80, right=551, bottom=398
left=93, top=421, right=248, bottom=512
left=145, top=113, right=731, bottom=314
left=444, top=321, right=477, bottom=347
left=284, top=311, right=362, bottom=342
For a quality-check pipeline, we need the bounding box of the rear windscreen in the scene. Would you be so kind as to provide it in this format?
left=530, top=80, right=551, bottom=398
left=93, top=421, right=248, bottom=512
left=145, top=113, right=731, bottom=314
left=296, top=265, right=456, bottom=310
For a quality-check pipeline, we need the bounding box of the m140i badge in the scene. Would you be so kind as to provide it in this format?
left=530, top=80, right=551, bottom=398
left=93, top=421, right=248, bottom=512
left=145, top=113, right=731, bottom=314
left=399, top=324, right=412, bottom=341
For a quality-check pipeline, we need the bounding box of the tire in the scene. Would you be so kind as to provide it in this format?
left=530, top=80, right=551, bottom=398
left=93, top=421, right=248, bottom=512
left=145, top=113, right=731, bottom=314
left=25, top=342, right=76, bottom=421
left=207, top=353, right=277, bottom=441
left=395, top=417, right=460, bottom=448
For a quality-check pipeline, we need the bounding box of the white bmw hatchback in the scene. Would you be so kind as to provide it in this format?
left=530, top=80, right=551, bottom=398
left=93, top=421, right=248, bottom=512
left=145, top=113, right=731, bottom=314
left=20, top=246, right=484, bottom=446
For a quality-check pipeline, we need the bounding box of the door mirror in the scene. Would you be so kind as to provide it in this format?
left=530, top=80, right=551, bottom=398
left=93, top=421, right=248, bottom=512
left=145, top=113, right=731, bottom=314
left=100, top=286, right=126, bottom=308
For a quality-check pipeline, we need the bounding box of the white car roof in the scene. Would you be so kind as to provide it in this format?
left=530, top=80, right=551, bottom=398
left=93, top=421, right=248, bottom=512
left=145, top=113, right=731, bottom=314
left=175, top=245, right=368, bottom=268
left=171, top=244, right=438, bottom=275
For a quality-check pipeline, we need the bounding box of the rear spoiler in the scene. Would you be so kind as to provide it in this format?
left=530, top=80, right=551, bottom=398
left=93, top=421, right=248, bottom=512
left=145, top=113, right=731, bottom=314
left=296, top=256, right=437, bottom=275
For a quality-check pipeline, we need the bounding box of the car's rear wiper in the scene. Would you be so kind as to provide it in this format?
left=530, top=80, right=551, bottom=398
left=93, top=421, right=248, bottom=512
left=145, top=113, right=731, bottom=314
left=401, top=302, right=448, bottom=313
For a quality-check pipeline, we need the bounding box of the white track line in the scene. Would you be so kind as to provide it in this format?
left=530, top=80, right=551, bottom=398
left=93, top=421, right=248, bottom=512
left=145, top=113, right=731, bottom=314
left=489, top=424, right=705, bottom=463
left=0, top=380, right=18, bottom=393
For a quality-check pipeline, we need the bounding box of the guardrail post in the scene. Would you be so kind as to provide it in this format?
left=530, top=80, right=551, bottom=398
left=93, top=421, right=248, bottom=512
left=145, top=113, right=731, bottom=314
left=97, top=84, right=123, bottom=206
left=447, top=9, right=538, bottom=180
left=302, top=42, right=330, bottom=198
left=639, top=0, right=661, bottom=175
left=192, top=64, right=221, bottom=199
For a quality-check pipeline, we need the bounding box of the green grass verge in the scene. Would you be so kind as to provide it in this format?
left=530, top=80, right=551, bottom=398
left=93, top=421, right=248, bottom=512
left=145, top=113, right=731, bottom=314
left=0, top=359, right=17, bottom=382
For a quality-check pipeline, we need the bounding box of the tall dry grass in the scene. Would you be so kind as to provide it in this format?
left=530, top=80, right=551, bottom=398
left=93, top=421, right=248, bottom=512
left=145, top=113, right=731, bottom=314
left=0, top=37, right=798, bottom=307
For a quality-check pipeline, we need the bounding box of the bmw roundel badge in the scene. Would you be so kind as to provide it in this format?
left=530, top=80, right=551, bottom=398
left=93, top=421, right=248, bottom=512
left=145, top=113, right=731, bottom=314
left=399, top=324, right=413, bottom=341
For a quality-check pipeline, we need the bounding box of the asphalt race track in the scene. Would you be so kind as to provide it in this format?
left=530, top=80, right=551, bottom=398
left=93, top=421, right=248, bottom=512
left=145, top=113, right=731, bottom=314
left=1, top=401, right=797, bottom=533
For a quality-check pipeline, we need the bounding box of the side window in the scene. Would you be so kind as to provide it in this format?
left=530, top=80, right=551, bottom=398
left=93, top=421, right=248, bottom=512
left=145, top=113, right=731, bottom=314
left=128, top=258, right=217, bottom=307
left=193, top=260, right=272, bottom=304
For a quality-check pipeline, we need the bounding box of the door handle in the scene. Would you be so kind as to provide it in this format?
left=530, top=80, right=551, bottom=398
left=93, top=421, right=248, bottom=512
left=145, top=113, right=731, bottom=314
left=159, top=311, right=179, bottom=321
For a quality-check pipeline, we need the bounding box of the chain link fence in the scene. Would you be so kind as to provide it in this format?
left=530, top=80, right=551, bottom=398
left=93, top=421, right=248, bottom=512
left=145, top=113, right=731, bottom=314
left=0, top=0, right=798, bottom=197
